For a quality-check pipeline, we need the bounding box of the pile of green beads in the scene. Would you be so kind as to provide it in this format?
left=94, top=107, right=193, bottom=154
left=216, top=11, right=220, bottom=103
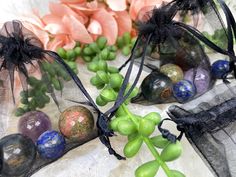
left=116, top=32, right=137, bottom=56
left=81, top=36, right=138, bottom=106
left=81, top=36, right=117, bottom=62
left=15, top=78, right=50, bottom=116
left=57, top=44, right=81, bottom=74
left=15, top=61, right=72, bottom=116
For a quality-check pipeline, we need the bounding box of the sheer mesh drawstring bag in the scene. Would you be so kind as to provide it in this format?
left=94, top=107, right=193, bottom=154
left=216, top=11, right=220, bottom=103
left=168, top=0, right=236, bottom=77
left=0, top=20, right=101, bottom=177
left=157, top=2, right=236, bottom=176
left=0, top=20, right=138, bottom=177
left=118, top=3, right=222, bottom=105
left=120, top=1, right=236, bottom=105
left=161, top=81, right=236, bottom=177
left=168, top=0, right=231, bottom=52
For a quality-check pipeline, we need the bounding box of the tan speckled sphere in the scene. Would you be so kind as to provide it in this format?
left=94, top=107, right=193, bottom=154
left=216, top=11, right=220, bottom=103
left=59, top=106, right=94, bottom=141
left=160, top=64, right=184, bottom=83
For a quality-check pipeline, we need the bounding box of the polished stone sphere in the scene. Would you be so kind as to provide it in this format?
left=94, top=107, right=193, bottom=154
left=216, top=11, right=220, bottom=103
left=211, top=60, right=230, bottom=79
left=59, top=106, right=94, bottom=141
left=160, top=64, right=184, bottom=83
left=140, top=71, right=173, bottom=103
left=184, top=67, right=211, bottom=94
left=0, top=134, right=36, bottom=176
left=173, top=80, right=196, bottom=103
left=18, top=111, right=52, bottom=142
left=37, top=130, right=66, bottom=159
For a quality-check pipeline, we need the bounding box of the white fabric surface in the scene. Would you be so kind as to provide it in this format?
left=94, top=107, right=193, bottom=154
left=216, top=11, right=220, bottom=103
left=0, top=0, right=235, bottom=177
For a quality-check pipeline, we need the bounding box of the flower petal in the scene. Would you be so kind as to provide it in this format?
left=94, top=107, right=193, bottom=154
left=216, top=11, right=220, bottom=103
left=42, top=14, right=69, bottom=34
left=62, top=15, right=93, bottom=43
left=49, top=2, right=88, bottom=24
left=129, top=0, right=169, bottom=20
left=87, top=1, right=98, bottom=9
left=106, top=0, right=127, bottom=11
left=49, top=2, right=79, bottom=18
left=47, top=35, right=65, bottom=51
left=88, top=19, right=102, bottom=35
left=92, top=9, right=118, bottom=45
left=47, top=34, right=75, bottom=51
left=23, top=22, right=49, bottom=49
left=129, top=0, right=144, bottom=20
left=114, top=11, right=132, bottom=36
left=67, top=2, right=98, bottom=15
left=63, top=36, right=76, bottom=50
left=44, top=24, right=68, bottom=35
left=22, top=9, right=45, bottom=29
left=42, top=14, right=62, bottom=25
left=60, top=0, right=85, bottom=3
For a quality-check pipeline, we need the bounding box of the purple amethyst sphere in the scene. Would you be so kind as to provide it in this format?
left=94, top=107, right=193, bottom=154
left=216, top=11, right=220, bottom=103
left=184, top=67, right=211, bottom=94
left=18, top=111, right=52, bottom=142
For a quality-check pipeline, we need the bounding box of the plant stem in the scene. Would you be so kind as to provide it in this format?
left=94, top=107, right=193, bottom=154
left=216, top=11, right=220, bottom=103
left=143, top=137, right=173, bottom=177
left=121, top=104, right=173, bottom=177
left=121, top=104, right=139, bottom=127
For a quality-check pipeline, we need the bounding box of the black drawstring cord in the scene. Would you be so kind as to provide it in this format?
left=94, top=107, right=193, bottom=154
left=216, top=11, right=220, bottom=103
left=105, top=33, right=153, bottom=117
left=158, top=118, right=184, bottom=143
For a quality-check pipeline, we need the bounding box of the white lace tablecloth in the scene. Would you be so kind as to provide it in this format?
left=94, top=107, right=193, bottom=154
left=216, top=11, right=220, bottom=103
left=1, top=1, right=235, bottom=176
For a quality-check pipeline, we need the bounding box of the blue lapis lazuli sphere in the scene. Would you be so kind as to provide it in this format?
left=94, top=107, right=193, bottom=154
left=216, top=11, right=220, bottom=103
left=36, top=130, right=66, bottom=159
left=211, top=60, right=230, bottom=79
left=173, top=80, right=196, bottom=103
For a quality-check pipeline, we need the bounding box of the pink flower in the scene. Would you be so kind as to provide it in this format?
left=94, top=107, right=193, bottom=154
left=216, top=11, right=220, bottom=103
left=65, top=1, right=132, bottom=44
left=106, top=0, right=127, bottom=11
left=61, top=0, right=86, bottom=3
left=22, top=9, right=49, bottom=49
left=129, top=0, right=172, bottom=21
left=113, top=10, right=132, bottom=36
left=42, top=2, right=93, bottom=50
left=90, top=9, right=118, bottom=44
left=25, top=0, right=134, bottom=50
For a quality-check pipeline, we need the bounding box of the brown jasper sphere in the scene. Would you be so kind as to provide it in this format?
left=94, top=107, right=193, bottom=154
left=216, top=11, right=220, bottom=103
left=160, top=64, right=184, bottom=83
left=59, top=106, right=94, bottom=141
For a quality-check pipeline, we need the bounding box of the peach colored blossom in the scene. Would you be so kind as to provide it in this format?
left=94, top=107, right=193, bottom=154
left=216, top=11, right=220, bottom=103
left=129, top=0, right=172, bottom=21
left=41, top=2, right=93, bottom=49
left=106, top=0, right=127, bottom=11
left=48, top=2, right=87, bottom=23
left=24, top=9, right=45, bottom=29
left=43, top=15, right=68, bottom=35
left=25, top=0, right=135, bottom=50
left=91, top=9, right=118, bottom=45
left=87, top=19, right=102, bottom=35
left=47, top=34, right=76, bottom=51
left=61, top=0, right=85, bottom=3
left=62, top=15, right=93, bottom=43
left=22, top=10, right=49, bottom=49
left=59, top=0, right=132, bottom=42
left=23, top=22, right=49, bottom=50
left=66, top=1, right=99, bottom=15
left=112, top=10, right=132, bottom=36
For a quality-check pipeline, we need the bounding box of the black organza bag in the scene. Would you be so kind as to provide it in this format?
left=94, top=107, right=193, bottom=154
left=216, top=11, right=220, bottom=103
left=118, top=3, right=221, bottom=105
left=0, top=20, right=130, bottom=177
left=165, top=81, right=236, bottom=177
left=130, top=28, right=214, bottom=104
left=121, top=1, right=236, bottom=105
left=171, top=0, right=224, bottom=26
left=169, top=0, right=230, bottom=51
